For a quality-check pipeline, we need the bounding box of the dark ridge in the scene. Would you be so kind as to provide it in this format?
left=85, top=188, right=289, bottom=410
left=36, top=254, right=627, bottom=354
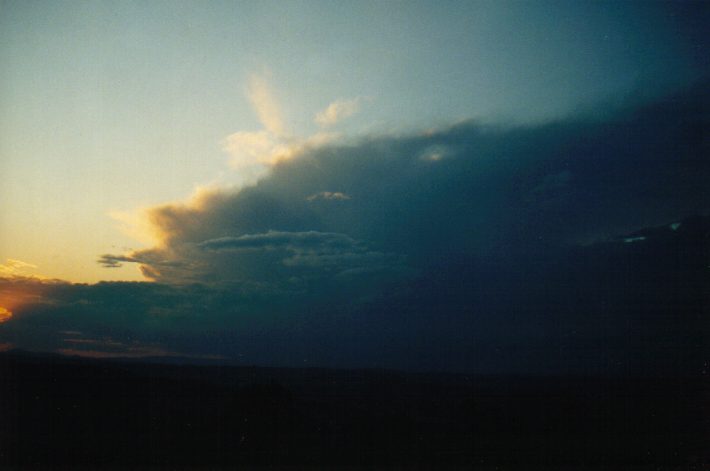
left=1, top=350, right=707, bottom=468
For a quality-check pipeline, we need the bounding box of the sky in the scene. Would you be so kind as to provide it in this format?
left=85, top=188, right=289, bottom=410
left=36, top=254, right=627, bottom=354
left=0, top=1, right=708, bottom=372
left=1, top=0, right=706, bottom=282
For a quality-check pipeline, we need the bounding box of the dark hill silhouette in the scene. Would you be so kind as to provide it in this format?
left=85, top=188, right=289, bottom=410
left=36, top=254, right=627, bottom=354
left=0, top=349, right=707, bottom=468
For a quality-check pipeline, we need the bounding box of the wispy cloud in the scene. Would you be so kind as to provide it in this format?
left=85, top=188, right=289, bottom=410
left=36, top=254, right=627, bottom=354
left=315, top=98, right=362, bottom=127
left=0, top=259, right=39, bottom=278
left=306, top=191, right=351, bottom=202
left=247, top=73, right=285, bottom=137
left=55, top=335, right=226, bottom=360
left=97, top=254, right=144, bottom=268
left=223, top=74, right=341, bottom=181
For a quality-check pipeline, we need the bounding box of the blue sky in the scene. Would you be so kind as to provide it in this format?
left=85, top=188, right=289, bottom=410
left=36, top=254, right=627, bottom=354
left=0, top=0, right=704, bottom=282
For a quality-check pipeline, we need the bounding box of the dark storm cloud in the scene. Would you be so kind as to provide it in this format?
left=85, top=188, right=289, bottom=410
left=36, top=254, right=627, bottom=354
left=104, top=80, right=708, bottom=285
left=0, top=276, right=284, bottom=359
left=1, top=82, right=707, bottom=373
left=2, top=214, right=707, bottom=374
left=98, top=255, right=133, bottom=268
left=98, top=253, right=186, bottom=269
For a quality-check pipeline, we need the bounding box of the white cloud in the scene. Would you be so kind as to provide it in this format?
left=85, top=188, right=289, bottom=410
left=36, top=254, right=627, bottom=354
left=247, top=74, right=285, bottom=136
left=222, top=131, right=338, bottom=175
left=315, top=98, right=362, bottom=127
left=222, top=73, right=342, bottom=179
left=221, top=74, right=291, bottom=179
left=222, top=130, right=288, bottom=169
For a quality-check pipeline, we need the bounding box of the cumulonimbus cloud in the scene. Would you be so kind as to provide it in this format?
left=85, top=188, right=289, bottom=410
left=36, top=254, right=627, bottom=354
left=2, top=81, right=706, bottom=372
left=102, top=81, right=709, bottom=289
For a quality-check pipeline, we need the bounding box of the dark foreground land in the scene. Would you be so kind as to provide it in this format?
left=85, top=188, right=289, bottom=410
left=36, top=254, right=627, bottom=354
left=0, top=351, right=707, bottom=469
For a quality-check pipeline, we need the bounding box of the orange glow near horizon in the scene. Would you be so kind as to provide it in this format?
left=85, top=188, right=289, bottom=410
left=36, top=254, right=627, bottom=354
left=0, top=307, right=12, bottom=323
left=0, top=282, right=46, bottom=316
